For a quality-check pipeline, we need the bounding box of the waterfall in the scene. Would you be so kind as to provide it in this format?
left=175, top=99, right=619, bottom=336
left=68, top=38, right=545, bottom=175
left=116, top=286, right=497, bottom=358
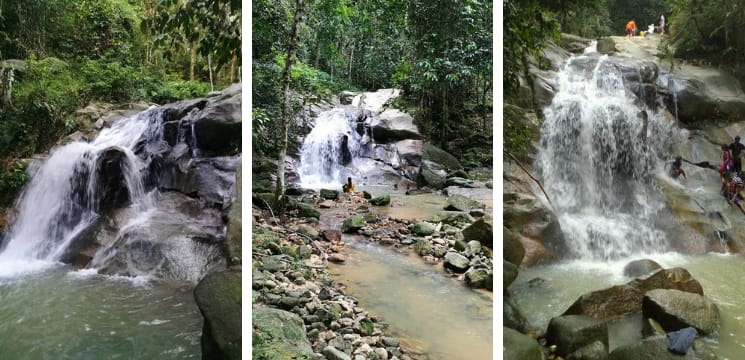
left=537, top=55, right=673, bottom=260
left=297, top=108, right=363, bottom=188
left=0, top=110, right=161, bottom=269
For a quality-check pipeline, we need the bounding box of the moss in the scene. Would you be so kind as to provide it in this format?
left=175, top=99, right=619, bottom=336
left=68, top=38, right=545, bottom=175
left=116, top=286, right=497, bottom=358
left=360, top=318, right=374, bottom=336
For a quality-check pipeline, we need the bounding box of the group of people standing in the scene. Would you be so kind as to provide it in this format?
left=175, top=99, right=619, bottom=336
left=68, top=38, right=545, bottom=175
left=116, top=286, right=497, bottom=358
left=625, top=13, right=665, bottom=37
left=720, top=137, right=745, bottom=213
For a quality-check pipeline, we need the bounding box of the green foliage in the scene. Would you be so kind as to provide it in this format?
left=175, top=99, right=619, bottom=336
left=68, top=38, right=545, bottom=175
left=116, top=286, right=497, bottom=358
left=503, top=106, right=537, bottom=159
left=0, top=160, right=28, bottom=206
left=78, top=57, right=149, bottom=102
left=667, top=0, right=745, bottom=63
left=503, top=0, right=559, bottom=97
left=147, top=80, right=212, bottom=104
left=144, top=0, right=241, bottom=71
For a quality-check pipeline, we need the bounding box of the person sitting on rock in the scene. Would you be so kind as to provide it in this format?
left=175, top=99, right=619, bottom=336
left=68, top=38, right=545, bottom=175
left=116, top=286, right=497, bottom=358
left=342, top=177, right=355, bottom=194
left=668, top=156, right=687, bottom=182
left=727, top=173, right=745, bottom=214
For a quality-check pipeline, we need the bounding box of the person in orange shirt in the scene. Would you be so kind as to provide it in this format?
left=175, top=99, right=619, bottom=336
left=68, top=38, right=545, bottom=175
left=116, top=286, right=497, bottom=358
left=626, top=19, right=637, bottom=37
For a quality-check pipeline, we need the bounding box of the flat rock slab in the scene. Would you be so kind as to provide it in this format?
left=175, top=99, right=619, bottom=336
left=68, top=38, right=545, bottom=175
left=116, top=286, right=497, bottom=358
left=642, top=289, right=720, bottom=335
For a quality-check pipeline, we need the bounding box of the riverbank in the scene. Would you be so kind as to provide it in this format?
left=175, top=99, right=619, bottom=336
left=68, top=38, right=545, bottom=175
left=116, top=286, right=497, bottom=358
left=252, top=186, right=493, bottom=359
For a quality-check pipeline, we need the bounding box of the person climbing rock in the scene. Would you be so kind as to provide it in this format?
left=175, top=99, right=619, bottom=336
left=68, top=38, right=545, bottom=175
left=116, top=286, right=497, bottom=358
left=720, top=144, right=733, bottom=176
left=342, top=177, right=355, bottom=194
left=668, top=156, right=687, bottom=182
left=726, top=173, right=745, bottom=214
left=730, top=136, right=745, bottom=173
left=626, top=19, right=637, bottom=37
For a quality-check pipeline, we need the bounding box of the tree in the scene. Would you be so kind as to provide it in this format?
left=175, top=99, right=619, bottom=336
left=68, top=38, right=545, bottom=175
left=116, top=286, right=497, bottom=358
left=274, top=0, right=311, bottom=219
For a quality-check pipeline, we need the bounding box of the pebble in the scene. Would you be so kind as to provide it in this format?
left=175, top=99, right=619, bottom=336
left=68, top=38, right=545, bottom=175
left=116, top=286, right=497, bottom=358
left=374, top=347, right=389, bottom=360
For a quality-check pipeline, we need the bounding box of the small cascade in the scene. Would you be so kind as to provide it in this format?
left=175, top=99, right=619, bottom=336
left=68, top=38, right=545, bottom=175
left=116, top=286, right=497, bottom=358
left=297, top=108, right=363, bottom=187
left=537, top=54, right=673, bottom=260
left=0, top=109, right=162, bottom=265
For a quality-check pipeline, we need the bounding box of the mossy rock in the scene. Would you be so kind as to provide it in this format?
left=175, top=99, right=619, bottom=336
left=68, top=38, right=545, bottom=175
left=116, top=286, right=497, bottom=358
left=319, top=189, right=339, bottom=200
left=253, top=307, right=314, bottom=360
left=415, top=239, right=434, bottom=256
left=194, top=270, right=242, bottom=360
left=412, top=222, right=436, bottom=236
left=444, top=194, right=485, bottom=212
left=362, top=214, right=378, bottom=223
left=462, top=217, right=493, bottom=247
left=454, top=239, right=467, bottom=252
left=252, top=192, right=275, bottom=210
left=342, top=216, right=365, bottom=233
left=359, top=318, right=374, bottom=336
left=252, top=179, right=273, bottom=194
left=297, top=203, right=320, bottom=219
left=369, top=194, right=391, bottom=206
left=429, top=211, right=475, bottom=225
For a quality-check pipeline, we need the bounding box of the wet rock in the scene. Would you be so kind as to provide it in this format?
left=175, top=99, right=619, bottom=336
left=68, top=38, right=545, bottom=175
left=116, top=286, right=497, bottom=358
left=369, top=194, right=391, bottom=206
left=443, top=252, right=470, bottom=273
left=609, top=335, right=716, bottom=360
left=545, top=315, right=608, bottom=357
left=465, top=268, right=489, bottom=288
left=322, top=230, right=342, bottom=242
left=324, top=346, right=352, bottom=360
left=642, top=289, right=720, bottom=335
left=566, top=340, right=608, bottom=360
left=563, top=268, right=704, bottom=321
left=417, top=144, right=462, bottom=189
left=96, top=146, right=130, bottom=212
left=503, top=327, right=543, bottom=360
left=454, top=239, right=467, bottom=252
left=462, top=218, right=493, bottom=247
left=191, top=84, right=241, bottom=154
left=195, top=270, right=242, bottom=359
left=414, top=239, right=433, bottom=256
left=443, top=194, right=484, bottom=212
left=194, top=156, right=241, bottom=208
left=342, top=216, right=365, bottom=233
left=382, top=337, right=400, bottom=347
left=297, top=203, right=321, bottom=219
left=329, top=254, right=347, bottom=263
left=623, top=259, right=662, bottom=278
left=432, top=245, right=448, bottom=258
left=596, top=37, right=616, bottom=55
left=469, top=209, right=485, bottom=217
left=466, top=240, right=482, bottom=255
left=504, top=295, right=530, bottom=333
left=504, top=261, right=519, bottom=291
left=320, top=189, right=340, bottom=200
left=411, top=222, right=436, bottom=236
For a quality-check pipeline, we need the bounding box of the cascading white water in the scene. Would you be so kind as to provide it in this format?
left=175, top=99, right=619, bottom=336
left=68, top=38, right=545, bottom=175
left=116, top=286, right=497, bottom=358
left=0, top=109, right=160, bottom=273
left=537, top=55, right=673, bottom=260
left=298, top=108, right=363, bottom=188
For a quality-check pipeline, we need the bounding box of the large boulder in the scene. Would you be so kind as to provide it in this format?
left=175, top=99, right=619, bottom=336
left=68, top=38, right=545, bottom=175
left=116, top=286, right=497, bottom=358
left=665, top=67, right=745, bottom=126
left=504, top=226, right=526, bottom=265
left=194, top=269, right=242, bottom=360
left=369, top=109, right=421, bottom=143
left=226, top=167, right=241, bottom=265
left=253, top=307, right=314, bottom=360
left=195, top=155, right=241, bottom=208
left=462, top=218, right=493, bottom=247
left=504, top=260, right=519, bottom=291
left=609, top=335, right=716, bottom=360
left=563, top=268, right=704, bottom=321
left=320, top=189, right=340, bottom=200
left=642, top=289, right=720, bottom=335
left=411, top=221, right=436, bottom=236
left=545, top=315, right=608, bottom=357
left=429, top=211, right=475, bottom=225
left=597, top=37, right=617, bottom=55
left=503, top=327, right=544, bottom=360
left=560, top=33, right=592, bottom=54
left=417, top=144, right=462, bottom=189
left=192, top=84, right=241, bottom=155
left=504, top=296, right=530, bottom=333
left=96, top=146, right=131, bottom=212
left=623, top=259, right=662, bottom=278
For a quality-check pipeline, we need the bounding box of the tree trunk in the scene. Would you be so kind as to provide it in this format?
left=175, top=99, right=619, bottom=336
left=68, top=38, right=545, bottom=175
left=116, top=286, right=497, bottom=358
left=229, top=54, right=237, bottom=83
left=190, top=42, right=197, bottom=81
left=274, top=0, right=307, bottom=219
left=441, top=85, right=448, bottom=147
left=348, top=40, right=354, bottom=83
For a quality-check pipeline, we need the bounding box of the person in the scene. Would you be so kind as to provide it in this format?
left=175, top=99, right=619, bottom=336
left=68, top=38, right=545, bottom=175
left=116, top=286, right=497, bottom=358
left=659, top=13, right=666, bottom=35
left=342, top=177, right=355, bottom=194
left=721, top=144, right=734, bottom=176
left=730, top=136, right=745, bottom=173
left=669, top=156, right=687, bottom=181
left=626, top=19, right=637, bottom=37
left=726, top=173, right=745, bottom=214
left=393, top=183, right=399, bottom=191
